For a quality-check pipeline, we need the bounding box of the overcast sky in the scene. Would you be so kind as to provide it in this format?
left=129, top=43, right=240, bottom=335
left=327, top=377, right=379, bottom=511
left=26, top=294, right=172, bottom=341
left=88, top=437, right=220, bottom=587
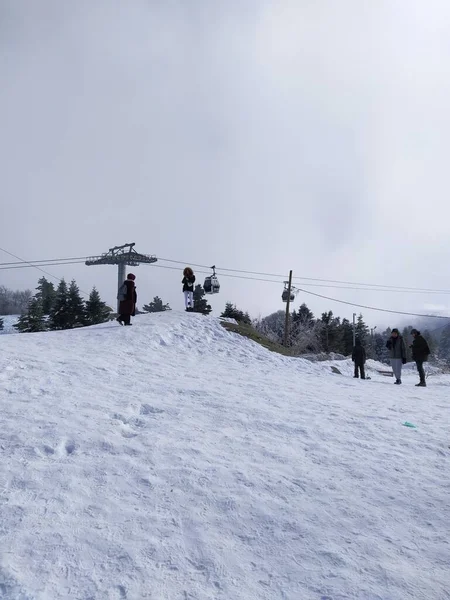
left=1, top=0, right=450, bottom=327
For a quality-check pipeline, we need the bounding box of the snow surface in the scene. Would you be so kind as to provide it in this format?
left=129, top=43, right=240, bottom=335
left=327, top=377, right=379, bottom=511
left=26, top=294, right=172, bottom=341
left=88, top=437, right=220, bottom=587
left=0, top=312, right=449, bottom=600
left=0, top=315, right=19, bottom=335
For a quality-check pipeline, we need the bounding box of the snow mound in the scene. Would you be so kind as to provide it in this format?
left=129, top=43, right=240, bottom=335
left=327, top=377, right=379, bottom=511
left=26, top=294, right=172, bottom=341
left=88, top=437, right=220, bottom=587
left=0, top=311, right=449, bottom=600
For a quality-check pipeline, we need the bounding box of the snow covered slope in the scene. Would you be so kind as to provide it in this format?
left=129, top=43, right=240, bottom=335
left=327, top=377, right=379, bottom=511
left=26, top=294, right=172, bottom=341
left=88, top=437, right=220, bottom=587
left=0, top=312, right=449, bottom=600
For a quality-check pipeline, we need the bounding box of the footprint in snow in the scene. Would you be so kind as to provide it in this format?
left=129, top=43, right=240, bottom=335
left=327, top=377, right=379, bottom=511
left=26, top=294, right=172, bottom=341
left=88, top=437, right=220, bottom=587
left=140, top=404, right=164, bottom=415
left=41, top=440, right=76, bottom=457
left=65, top=440, right=76, bottom=455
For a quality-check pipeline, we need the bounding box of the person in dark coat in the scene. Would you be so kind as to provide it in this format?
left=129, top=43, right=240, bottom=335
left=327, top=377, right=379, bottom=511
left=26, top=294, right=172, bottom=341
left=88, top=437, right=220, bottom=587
left=182, top=267, right=195, bottom=311
left=117, top=273, right=137, bottom=326
left=352, top=338, right=366, bottom=379
left=386, top=328, right=407, bottom=384
left=410, top=329, right=430, bottom=387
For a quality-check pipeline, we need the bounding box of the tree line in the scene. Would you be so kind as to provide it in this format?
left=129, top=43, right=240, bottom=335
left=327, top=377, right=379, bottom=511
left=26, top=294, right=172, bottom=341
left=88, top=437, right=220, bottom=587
left=6, top=278, right=450, bottom=366
left=0, top=285, right=32, bottom=315
left=14, top=278, right=112, bottom=333
left=141, top=285, right=213, bottom=316
left=230, top=302, right=446, bottom=365
left=10, top=279, right=215, bottom=333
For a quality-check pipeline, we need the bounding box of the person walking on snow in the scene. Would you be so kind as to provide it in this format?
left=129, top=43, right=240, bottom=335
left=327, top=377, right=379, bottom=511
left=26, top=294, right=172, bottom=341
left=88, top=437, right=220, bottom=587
left=182, top=267, right=195, bottom=311
left=352, top=338, right=366, bottom=379
left=386, top=328, right=407, bottom=384
left=410, top=329, right=430, bottom=387
left=117, top=273, right=137, bottom=326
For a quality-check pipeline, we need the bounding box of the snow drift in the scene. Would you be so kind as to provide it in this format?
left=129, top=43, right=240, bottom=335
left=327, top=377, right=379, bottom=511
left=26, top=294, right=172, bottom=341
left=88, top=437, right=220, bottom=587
left=0, top=312, right=449, bottom=600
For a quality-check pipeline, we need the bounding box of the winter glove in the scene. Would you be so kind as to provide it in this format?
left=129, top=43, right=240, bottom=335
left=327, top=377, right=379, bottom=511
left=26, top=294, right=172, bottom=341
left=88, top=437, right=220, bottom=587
left=402, top=358, right=407, bottom=365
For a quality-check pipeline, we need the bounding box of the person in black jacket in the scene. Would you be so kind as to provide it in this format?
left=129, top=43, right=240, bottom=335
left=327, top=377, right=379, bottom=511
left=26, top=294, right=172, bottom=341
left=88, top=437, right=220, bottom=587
left=352, top=338, right=366, bottom=379
left=182, top=267, right=196, bottom=311
left=410, top=329, right=430, bottom=387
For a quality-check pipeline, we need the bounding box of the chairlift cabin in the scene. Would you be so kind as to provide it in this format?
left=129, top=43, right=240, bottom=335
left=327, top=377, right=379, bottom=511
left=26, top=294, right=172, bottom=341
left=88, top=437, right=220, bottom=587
left=204, top=265, right=220, bottom=295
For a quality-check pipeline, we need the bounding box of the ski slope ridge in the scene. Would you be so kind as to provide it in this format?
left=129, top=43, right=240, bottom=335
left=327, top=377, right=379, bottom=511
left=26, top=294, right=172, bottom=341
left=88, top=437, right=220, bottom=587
left=0, top=312, right=449, bottom=600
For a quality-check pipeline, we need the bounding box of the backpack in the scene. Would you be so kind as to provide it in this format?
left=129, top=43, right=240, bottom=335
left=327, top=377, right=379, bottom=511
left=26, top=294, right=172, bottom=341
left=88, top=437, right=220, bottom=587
left=117, top=282, right=128, bottom=302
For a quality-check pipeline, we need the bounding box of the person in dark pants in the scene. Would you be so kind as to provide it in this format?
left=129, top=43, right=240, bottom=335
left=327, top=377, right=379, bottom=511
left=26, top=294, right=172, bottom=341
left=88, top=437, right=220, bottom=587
left=352, top=338, right=366, bottom=379
left=386, top=328, right=407, bottom=384
left=117, top=273, right=137, bottom=326
left=410, top=329, right=430, bottom=387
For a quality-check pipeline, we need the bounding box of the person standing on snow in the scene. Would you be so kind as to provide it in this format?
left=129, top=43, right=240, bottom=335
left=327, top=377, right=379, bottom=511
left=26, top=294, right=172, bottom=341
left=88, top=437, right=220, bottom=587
left=410, top=329, right=430, bottom=387
left=386, top=328, right=407, bottom=384
left=117, top=273, right=137, bottom=326
left=182, top=267, right=195, bottom=311
left=352, top=338, right=367, bottom=379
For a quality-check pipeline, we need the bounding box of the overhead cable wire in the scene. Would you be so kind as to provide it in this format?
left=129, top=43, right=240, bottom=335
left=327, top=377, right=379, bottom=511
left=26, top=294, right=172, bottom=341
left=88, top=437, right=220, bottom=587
left=3, top=252, right=450, bottom=295
left=156, top=256, right=450, bottom=295
left=149, top=265, right=450, bottom=317
left=0, top=247, right=90, bottom=297
left=296, top=287, right=450, bottom=319
left=0, top=260, right=87, bottom=271
left=2, top=248, right=449, bottom=317
left=0, top=256, right=88, bottom=266
left=0, top=246, right=71, bottom=283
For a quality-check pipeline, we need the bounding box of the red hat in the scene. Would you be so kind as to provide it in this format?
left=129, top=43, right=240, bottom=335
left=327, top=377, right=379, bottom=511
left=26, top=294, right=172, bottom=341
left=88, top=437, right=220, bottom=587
left=127, top=273, right=136, bottom=280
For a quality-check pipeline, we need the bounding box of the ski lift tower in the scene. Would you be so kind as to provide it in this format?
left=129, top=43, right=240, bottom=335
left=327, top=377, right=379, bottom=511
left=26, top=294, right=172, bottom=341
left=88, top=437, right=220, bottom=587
left=85, top=243, right=157, bottom=312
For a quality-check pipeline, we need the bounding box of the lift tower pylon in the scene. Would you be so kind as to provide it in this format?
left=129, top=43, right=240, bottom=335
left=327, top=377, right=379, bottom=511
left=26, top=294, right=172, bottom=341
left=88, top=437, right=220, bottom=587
left=85, top=243, right=157, bottom=312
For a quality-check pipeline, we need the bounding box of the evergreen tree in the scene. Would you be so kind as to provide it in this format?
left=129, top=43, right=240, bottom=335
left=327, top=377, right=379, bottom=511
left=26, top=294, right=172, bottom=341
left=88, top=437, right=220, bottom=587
left=142, top=296, right=171, bottom=313
left=292, top=303, right=315, bottom=327
left=0, top=317, right=3, bottom=331
left=255, top=310, right=285, bottom=344
left=49, top=279, right=70, bottom=330
left=35, top=277, right=56, bottom=314
left=340, top=319, right=354, bottom=356
left=85, top=287, right=111, bottom=325
left=66, top=280, right=86, bottom=328
left=355, top=314, right=370, bottom=346
left=221, top=302, right=251, bottom=324
left=193, top=285, right=212, bottom=315
left=14, top=297, right=47, bottom=333
left=319, top=311, right=343, bottom=353
left=373, top=333, right=388, bottom=363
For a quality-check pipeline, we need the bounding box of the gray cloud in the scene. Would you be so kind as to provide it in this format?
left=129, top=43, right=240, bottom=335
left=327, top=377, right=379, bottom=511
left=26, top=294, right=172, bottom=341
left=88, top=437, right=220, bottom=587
left=1, top=0, right=450, bottom=325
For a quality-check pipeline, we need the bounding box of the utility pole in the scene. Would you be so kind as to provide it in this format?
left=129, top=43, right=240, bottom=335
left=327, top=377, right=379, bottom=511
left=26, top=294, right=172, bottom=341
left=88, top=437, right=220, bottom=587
left=284, top=270, right=293, bottom=347
left=352, top=312, right=356, bottom=347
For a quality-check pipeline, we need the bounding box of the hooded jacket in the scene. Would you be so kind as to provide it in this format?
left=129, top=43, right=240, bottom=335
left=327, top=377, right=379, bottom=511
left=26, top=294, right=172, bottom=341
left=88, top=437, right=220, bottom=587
left=386, top=335, right=406, bottom=360
left=411, top=334, right=430, bottom=362
left=352, top=340, right=366, bottom=365
left=119, top=278, right=137, bottom=316
left=182, top=275, right=196, bottom=292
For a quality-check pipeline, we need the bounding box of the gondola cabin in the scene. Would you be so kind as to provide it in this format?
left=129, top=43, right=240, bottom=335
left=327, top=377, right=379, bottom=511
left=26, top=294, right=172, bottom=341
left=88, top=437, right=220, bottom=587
left=282, top=289, right=295, bottom=302
left=204, top=265, right=220, bottom=294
